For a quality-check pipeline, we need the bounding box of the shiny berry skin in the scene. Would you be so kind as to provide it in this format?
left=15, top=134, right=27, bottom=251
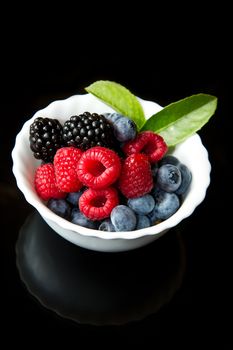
left=104, top=113, right=137, bottom=142
left=66, top=189, right=85, bottom=207
left=34, top=163, right=66, bottom=200
left=29, top=117, right=63, bottom=162
left=71, top=208, right=98, bottom=229
left=98, top=219, right=115, bottom=232
left=151, top=188, right=180, bottom=220
left=157, top=164, right=182, bottom=192
left=77, top=146, right=121, bottom=189
left=136, top=215, right=151, bottom=230
left=127, top=194, right=155, bottom=215
left=62, top=112, right=116, bottom=150
left=110, top=205, right=137, bottom=231
left=118, top=153, right=153, bottom=198
left=79, top=187, right=119, bottom=221
left=159, top=156, right=192, bottom=196
left=54, top=147, right=83, bottom=192
left=175, top=163, right=192, bottom=196
left=159, top=155, right=180, bottom=167
left=123, top=131, right=167, bottom=163
left=47, top=198, right=71, bottom=219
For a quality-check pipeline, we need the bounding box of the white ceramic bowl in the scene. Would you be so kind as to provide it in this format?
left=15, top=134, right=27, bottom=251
left=12, top=93, right=211, bottom=252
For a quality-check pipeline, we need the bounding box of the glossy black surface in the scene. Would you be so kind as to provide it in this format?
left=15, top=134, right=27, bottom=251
left=16, top=212, right=186, bottom=326
left=2, top=52, right=231, bottom=345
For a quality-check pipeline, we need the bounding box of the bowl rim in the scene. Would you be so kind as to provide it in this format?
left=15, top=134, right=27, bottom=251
left=12, top=93, right=211, bottom=240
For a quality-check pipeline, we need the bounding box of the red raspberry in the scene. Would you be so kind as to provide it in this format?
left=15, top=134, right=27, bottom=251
left=54, top=147, right=83, bottom=192
left=79, top=187, right=119, bottom=221
left=123, top=131, right=167, bottom=163
left=77, top=146, right=121, bottom=189
left=118, top=153, right=153, bottom=198
left=34, top=163, right=66, bottom=200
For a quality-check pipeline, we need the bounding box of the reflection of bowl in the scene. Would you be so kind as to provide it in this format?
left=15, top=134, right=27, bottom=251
left=16, top=212, right=186, bottom=326
left=12, top=94, right=211, bottom=252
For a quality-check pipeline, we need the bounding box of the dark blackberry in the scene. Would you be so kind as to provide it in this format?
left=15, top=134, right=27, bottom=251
left=29, top=117, right=63, bottom=162
left=62, top=112, right=116, bottom=150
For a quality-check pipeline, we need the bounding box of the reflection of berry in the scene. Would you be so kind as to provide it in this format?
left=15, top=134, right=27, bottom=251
left=29, top=117, right=63, bottom=162
left=118, top=153, right=153, bottom=198
left=54, top=147, right=83, bottom=192
left=62, top=112, right=116, bottom=150
left=123, top=131, right=167, bottom=163
left=79, top=187, right=119, bottom=221
left=77, top=146, right=121, bottom=189
left=35, top=163, right=66, bottom=200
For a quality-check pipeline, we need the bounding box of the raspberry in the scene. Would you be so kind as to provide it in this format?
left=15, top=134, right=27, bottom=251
left=118, top=153, right=153, bottom=198
left=79, top=187, right=119, bottom=221
left=34, top=163, right=66, bottom=200
left=77, top=146, right=121, bottom=189
left=123, top=131, right=167, bottom=163
left=54, top=147, right=83, bottom=192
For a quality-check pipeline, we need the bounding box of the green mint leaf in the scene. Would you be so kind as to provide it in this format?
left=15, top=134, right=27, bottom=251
left=141, top=94, right=217, bottom=146
left=85, top=80, right=146, bottom=130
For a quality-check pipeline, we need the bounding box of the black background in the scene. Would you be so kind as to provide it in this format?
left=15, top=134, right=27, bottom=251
left=1, top=26, right=231, bottom=347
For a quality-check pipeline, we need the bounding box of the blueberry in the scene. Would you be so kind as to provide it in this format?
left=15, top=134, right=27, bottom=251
left=99, top=219, right=115, bottom=232
left=136, top=215, right=151, bottom=230
left=114, top=117, right=137, bottom=142
left=103, top=112, right=121, bottom=124
left=47, top=199, right=71, bottom=219
left=147, top=207, right=159, bottom=224
left=66, top=189, right=84, bottom=207
left=71, top=208, right=97, bottom=229
left=151, top=188, right=180, bottom=220
left=157, top=164, right=182, bottom=192
left=175, top=163, right=192, bottom=196
left=159, top=155, right=180, bottom=167
left=110, top=205, right=137, bottom=231
left=105, top=113, right=137, bottom=142
left=127, top=194, right=155, bottom=215
left=151, top=162, right=159, bottom=178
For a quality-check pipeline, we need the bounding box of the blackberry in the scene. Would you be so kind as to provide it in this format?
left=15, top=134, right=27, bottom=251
left=62, top=112, right=116, bottom=150
left=29, top=117, right=63, bottom=162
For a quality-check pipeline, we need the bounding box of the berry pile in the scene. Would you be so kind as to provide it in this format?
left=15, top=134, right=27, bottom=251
left=30, top=112, right=192, bottom=231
